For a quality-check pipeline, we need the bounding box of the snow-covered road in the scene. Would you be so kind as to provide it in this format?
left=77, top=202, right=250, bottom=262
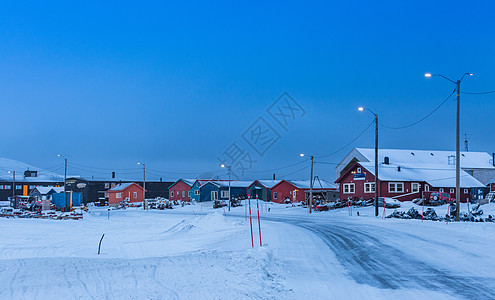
left=1, top=203, right=494, bottom=299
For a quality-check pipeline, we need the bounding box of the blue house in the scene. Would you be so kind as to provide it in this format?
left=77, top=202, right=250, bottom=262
left=199, top=181, right=251, bottom=202
left=246, top=180, right=281, bottom=202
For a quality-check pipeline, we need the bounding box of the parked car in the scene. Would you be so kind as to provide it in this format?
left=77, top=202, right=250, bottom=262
left=377, top=197, right=401, bottom=208
left=314, top=203, right=336, bottom=211
left=424, top=192, right=454, bottom=206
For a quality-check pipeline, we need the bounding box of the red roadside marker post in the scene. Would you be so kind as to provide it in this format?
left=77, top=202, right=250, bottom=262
left=256, top=195, right=262, bottom=247
left=446, top=199, right=450, bottom=224
left=422, top=197, right=424, bottom=222
left=382, top=199, right=386, bottom=219
left=248, top=195, right=254, bottom=247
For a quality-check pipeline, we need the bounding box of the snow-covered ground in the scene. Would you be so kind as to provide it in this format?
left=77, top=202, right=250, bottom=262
left=1, top=201, right=494, bottom=299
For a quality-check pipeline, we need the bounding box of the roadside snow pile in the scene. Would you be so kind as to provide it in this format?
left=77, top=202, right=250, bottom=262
left=387, top=204, right=495, bottom=222
left=164, top=212, right=243, bottom=235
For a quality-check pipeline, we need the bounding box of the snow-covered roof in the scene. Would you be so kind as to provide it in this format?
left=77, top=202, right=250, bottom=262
left=355, top=148, right=495, bottom=170
left=31, top=186, right=65, bottom=195
left=359, top=162, right=485, bottom=188
left=203, top=181, right=253, bottom=188
left=108, top=183, right=135, bottom=191
left=289, top=180, right=337, bottom=190
left=255, top=180, right=282, bottom=189
left=170, top=179, right=196, bottom=188
left=0, top=157, right=64, bottom=182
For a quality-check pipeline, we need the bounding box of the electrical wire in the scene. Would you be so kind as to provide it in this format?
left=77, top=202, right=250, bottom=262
left=315, top=120, right=375, bottom=159
left=379, top=88, right=456, bottom=130
left=462, top=90, right=495, bottom=95
left=278, top=165, right=309, bottom=178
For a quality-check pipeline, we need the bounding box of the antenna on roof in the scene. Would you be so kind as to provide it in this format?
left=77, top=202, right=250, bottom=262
left=464, top=133, right=469, bottom=152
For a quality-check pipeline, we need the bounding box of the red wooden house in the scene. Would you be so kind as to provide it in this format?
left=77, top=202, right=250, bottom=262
left=335, top=149, right=486, bottom=202
left=107, top=183, right=145, bottom=205
left=270, top=180, right=337, bottom=204
left=168, top=179, right=195, bottom=201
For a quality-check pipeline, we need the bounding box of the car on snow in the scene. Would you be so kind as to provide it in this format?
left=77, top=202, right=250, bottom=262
left=423, top=192, right=454, bottom=206
left=314, top=202, right=336, bottom=211
left=377, top=197, right=401, bottom=208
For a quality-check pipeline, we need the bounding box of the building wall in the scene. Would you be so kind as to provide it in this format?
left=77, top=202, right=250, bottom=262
left=190, top=182, right=202, bottom=202
left=169, top=180, right=192, bottom=201
left=108, top=185, right=144, bottom=205
left=247, top=181, right=270, bottom=202
left=271, top=181, right=304, bottom=203
left=200, top=183, right=219, bottom=202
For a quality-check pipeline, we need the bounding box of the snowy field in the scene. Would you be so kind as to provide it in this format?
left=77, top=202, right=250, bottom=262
left=1, top=201, right=495, bottom=299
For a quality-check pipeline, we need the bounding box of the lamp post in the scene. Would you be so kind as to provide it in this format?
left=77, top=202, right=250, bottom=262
left=8, top=170, right=15, bottom=200
left=425, top=72, right=473, bottom=221
left=358, top=107, right=379, bottom=217
left=220, top=164, right=231, bottom=211
left=57, top=154, right=68, bottom=210
left=300, top=153, right=314, bottom=213
left=137, top=162, right=146, bottom=209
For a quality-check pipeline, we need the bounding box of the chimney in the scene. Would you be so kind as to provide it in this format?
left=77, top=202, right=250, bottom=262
left=112, top=172, right=116, bottom=179
left=160, top=177, right=163, bottom=182
left=493, top=153, right=495, bottom=167
left=384, top=157, right=390, bottom=165
left=397, top=166, right=401, bottom=172
left=273, top=173, right=276, bottom=180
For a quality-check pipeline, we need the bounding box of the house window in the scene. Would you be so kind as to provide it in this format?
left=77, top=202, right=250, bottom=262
left=133, top=192, right=137, bottom=198
left=343, top=183, right=355, bottom=194
left=194, top=190, right=200, bottom=195
left=364, top=183, right=375, bottom=193
left=273, top=192, right=277, bottom=199
left=464, top=189, right=469, bottom=194
left=105, top=183, right=110, bottom=188
left=116, top=193, right=122, bottom=199
left=357, top=167, right=362, bottom=173
left=450, top=188, right=455, bottom=194
left=425, top=185, right=430, bottom=192
left=389, top=183, right=404, bottom=193
left=182, top=191, right=185, bottom=197
left=211, top=191, right=218, bottom=200
left=439, top=188, right=444, bottom=192
left=411, top=183, right=419, bottom=193
left=170, top=191, right=174, bottom=197
left=188, top=191, right=191, bottom=197
left=16, top=185, right=22, bottom=190
left=221, top=190, right=230, bottom=198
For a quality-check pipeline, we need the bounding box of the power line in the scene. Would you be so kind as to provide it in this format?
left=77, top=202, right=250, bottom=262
left=279, top=165, right=309, bottom=178
left=242, top=159, right=309, bottom=173
left=462, top=90, right=495, bottom=95
left=315, top=120, right=375, bottom=159
left=379, top=88, right=456, bottom=130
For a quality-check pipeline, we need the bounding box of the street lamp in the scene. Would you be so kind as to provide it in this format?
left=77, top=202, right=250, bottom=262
left=300, top=153, right=314, bottom=213
left=137, top=162, right=146, bottom=209
left=57, top=154, right=68, bottom=210
left=221, top=164, right=231, bottom=211
left=425, top=72, right=473, bottom=221
left=358, top=107, right=379, bottom=217
left=7, top=170, right=15, bottom=201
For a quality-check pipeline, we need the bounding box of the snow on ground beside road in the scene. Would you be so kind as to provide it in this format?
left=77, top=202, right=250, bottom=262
left=1, top=201, right=495, bottom=299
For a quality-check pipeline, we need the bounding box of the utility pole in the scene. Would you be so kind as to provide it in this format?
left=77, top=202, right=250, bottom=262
left=455, top=80, right=461, bottom=221
left=309, top=155, right=314, bottom=214
left=12, top=170, right=15, bottom=199
left=375, top=113, right=379, bottom=217
left=137, top=162, right=146, bottom=209
left=228, top=165, right=231, bottom=211
left=58, top=154, right=68, bottom=210
left=425, top=72, right=473, bottom=221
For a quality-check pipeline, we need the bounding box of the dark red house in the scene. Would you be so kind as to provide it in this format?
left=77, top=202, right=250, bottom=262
left=270, top=180, right=337, bottom=204
left=335, top=161, right=483, bottom=203
left=107, top=183, right=145, bottom=205
left=169, top=179, right=194, bottom=201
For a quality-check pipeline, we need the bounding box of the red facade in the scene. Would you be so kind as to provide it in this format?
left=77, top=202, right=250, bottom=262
left=108, top=183, right=145, bottom=205
left=336, top=162, right=471, bottom=202
left=270, top=180, right=304, bottom=203
left=169, top=180, right=192, bottom=201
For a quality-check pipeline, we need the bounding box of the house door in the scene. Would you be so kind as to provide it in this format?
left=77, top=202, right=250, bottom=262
left=293, top=190, right=297, bottom=202
left=211, top=191, right=218, bottom=201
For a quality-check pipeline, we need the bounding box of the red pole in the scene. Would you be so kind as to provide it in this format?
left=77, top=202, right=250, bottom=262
left=256, top=195, right=262, bottom=247
left=382, top=199, right=386, bottom=219
left=422, top=197, right=424, bottom=222
left=447, top=199, right=450, bottom=224
left=244, top=199, right=247, bottom=221
left=248, top=195, right=254, bottom=247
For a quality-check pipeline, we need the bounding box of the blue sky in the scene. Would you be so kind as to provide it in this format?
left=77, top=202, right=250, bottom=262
left=1, top=1, right=494, bottom=181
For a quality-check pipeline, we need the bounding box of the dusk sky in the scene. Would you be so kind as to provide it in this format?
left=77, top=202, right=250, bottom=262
left=1, top=1, right=494, bottom=182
